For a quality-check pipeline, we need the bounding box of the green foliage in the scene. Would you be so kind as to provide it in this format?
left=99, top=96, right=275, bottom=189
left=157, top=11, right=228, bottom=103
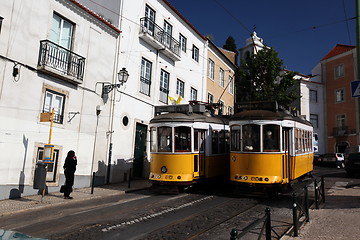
left=236, top=47, right=299, bottom=108
left=223, top=36, right=238, bottom=66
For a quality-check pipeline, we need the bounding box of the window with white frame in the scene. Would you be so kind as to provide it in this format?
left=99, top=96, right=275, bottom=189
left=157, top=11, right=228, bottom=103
left=218, top=100, right=224, bottom=115
left=336, top=89, right=344, bottom=102
left=228, top=106, right=233, bottom=115
left=190, top=87, right=197, bottom=101
left=140, top=58, right=152, bottom=96
left=43, top=89, right=65, bottom=124
left=208, top=59, right=215, bottom=79
left=219, top=68, right=225, bottom=87
left=192, top=45, right=199, bottom=62
left=176, top=79, right=184, bottom=97
left=335, top=64, right=344, bottom=78
left=163, top=20, right=173, bottom=48
left=310, top=89, right=317, bottom=103
left=208, top=93, right=214, bottom=103
left=50, top=13, right=74, bottom=50
left=310, top=114, right=318, bottom=128
left=159, top=69, right=169, bottom=103
left=144, top=4, right=156, bottom=34
left=336, top=114, right=346, bottom=128
left=228, top=75, right=233, bottom=94
left=179, top=34, right=187, bottom=52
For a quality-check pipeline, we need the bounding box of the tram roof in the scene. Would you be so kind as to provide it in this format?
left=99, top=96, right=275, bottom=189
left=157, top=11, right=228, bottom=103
left=150, top=112, right=229, bottom=125
left=230, top=109, right=312, bottom=126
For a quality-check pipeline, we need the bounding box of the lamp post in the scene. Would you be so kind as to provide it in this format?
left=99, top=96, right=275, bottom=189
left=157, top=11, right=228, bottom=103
left=102, top=67, right=129, bottom=98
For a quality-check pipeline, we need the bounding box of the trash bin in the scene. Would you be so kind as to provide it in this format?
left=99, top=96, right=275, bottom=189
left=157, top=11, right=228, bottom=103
left=33, top=162, right=47, bottom=189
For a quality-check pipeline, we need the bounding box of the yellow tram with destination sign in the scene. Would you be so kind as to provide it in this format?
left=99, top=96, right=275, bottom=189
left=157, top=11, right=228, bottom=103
left=149, top=102, right=230, bottom=192
left=230, top=102, right=314, bottom=191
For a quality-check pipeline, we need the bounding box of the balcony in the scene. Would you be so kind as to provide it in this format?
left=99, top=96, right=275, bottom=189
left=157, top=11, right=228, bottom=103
left=37, top=40, right=85, bottom=84
left=139, top=17, right=181, bottom=61
left=333, top=126, right=349, bottom=136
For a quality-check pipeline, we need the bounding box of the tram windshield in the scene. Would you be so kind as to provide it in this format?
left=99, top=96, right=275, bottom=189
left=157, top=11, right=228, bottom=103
left=263, top=125, right=280, bottom=152
left=242, top=124, right=260, bottom=152
left=157, top=127, right=172, bottom=152
left=175, top=126, right=191, bottom=152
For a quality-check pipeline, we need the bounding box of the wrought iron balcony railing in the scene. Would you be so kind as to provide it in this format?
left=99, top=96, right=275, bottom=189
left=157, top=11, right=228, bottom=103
left=333, top=126, right=349, bottom=136
left=38, top=40, right=85, bottom=82
left=139, top=17, right=180, bottom=59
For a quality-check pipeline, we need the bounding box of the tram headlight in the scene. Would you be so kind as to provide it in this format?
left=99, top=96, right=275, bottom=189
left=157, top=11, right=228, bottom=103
left=161, top=166, right=167, bottom=173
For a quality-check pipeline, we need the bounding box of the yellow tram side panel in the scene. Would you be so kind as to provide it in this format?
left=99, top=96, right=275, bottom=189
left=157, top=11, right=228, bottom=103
left=290, top=153, right=314, bottom=180
left=230, top=153, right=284, bottom=184
left=205, top=154, right=230, bottom=178
left=149, top=153, right=194, bottom=183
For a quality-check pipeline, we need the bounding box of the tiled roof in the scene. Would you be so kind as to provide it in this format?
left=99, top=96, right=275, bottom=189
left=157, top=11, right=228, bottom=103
left=321, top=44, right=355, bottom=61
left=68, top=0, right=121, bottom=34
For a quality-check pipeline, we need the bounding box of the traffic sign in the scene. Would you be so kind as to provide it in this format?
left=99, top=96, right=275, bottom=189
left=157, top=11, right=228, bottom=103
left=351, top=80, right=360, bottom=97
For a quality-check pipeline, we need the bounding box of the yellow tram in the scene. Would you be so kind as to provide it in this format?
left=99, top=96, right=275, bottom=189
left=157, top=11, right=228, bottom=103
left=149, top=102, right=229, bottom=191
left=230, top=102, right=314, bottom=190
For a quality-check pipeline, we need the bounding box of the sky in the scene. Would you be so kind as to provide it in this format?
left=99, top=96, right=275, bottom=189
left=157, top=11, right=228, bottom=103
left=167, top=0, right=357, bottom=75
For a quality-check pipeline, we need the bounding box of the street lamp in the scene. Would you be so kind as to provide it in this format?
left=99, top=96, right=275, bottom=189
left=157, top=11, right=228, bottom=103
left=102, top=67, right=129, bottom=98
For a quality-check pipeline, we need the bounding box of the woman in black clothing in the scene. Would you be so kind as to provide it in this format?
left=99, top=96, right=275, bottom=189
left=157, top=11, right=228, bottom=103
left=63, top=150, right=77, bottom=199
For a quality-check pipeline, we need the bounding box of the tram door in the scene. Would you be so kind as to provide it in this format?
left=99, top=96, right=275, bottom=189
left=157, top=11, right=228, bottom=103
left=282, top=128, right=291, bottom=181
left=194, top=129, right=206, bottom=178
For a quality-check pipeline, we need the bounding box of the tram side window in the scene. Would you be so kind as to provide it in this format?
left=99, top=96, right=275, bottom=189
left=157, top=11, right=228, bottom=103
left=150, top=127, right=157, bottom=152
left=175, top=126, right=191, bottom=152
left=242, top=124, right=260, bottom=152
left=219, top=130, right=229, bottom=153
left=231, top=126, right=241, bottom=151
left=212, top=130, right=219, bottom=154
left=158, top=127, right=172, bottom=152
left=194, top=129, right=205, bottom=151
left=263, top=125, right=280, bottom=152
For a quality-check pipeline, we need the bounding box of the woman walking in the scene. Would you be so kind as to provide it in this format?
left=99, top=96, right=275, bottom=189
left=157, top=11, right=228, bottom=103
left=63, top=150, right=77, bottom=199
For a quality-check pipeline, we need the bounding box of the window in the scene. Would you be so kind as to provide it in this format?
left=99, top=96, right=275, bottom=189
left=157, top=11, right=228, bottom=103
left=140, top=58, right=152, bottom=96
left=144, top=4, right=156, bottom=34
left=219, top=68, right=225, bottom=87
left=336, top=89, right=344, bottom=102
left=207, top=93, right=214, bottom=103
left=159, top=69, right=169, bottom=103
left=194, top=129, right=205, bottom=152
left=176, top=79, right=184, bottom=97
left=228, top=76, right=233, bottom=94
left=336, top=114, right=346, bottom=128
left=179, top=34, right=187, bottom=52
left=231, top=125, right=241, bottom=151
left=43, top=89, right=65, bottom=124
left=335, top=64, right=344, bottom=78
left=263, top=125, right=280, bottom=152
left=208, top=59, right=215, bottom=79
left=36, top=147, right=60, bottom=182
left=218, top=100, right=224, bottom=115
left=50, top=13, right=74, bottom=50
left=163, top=20, right=173, bottom=48
left=310, top=90, right=317, bottom=103
left=150, top=127, right=157, bottom=152
left=228, top=106, right=233, bottom=115
left=242, top=124, right=260, bottom=152
left=192, top=45, right=199, bottom=62
left=310, top=114, right=318, bottom=128
left=175, top=126, right=191, bottom=152
left=190, top=87, right=197, bottom=101
left=157, top=127, right=172, bottom=152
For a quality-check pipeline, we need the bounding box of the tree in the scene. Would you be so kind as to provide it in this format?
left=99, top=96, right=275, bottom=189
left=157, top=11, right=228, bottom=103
left=236, top=47, right=299, bottom=108
left=223, top=36, right=238, bottom=66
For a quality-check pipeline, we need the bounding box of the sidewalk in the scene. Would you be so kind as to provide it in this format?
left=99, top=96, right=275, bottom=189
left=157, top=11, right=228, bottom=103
left=0, top=179, right=151, bottom=217
left=282, top=183, right=360, bottom=240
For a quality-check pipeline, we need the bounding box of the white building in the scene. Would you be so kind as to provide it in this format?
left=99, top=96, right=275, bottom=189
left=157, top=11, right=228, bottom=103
left=0, top=0, right=121, bottom=200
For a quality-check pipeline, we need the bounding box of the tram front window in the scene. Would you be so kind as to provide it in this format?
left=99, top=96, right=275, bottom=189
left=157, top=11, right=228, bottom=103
left=175, top=126, right=191, bottom=152
left=263, top=125, right=280, bottom=152
left=242, top=124, right=260, bottom=152
left=158, top=127, right=172, bottom=152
